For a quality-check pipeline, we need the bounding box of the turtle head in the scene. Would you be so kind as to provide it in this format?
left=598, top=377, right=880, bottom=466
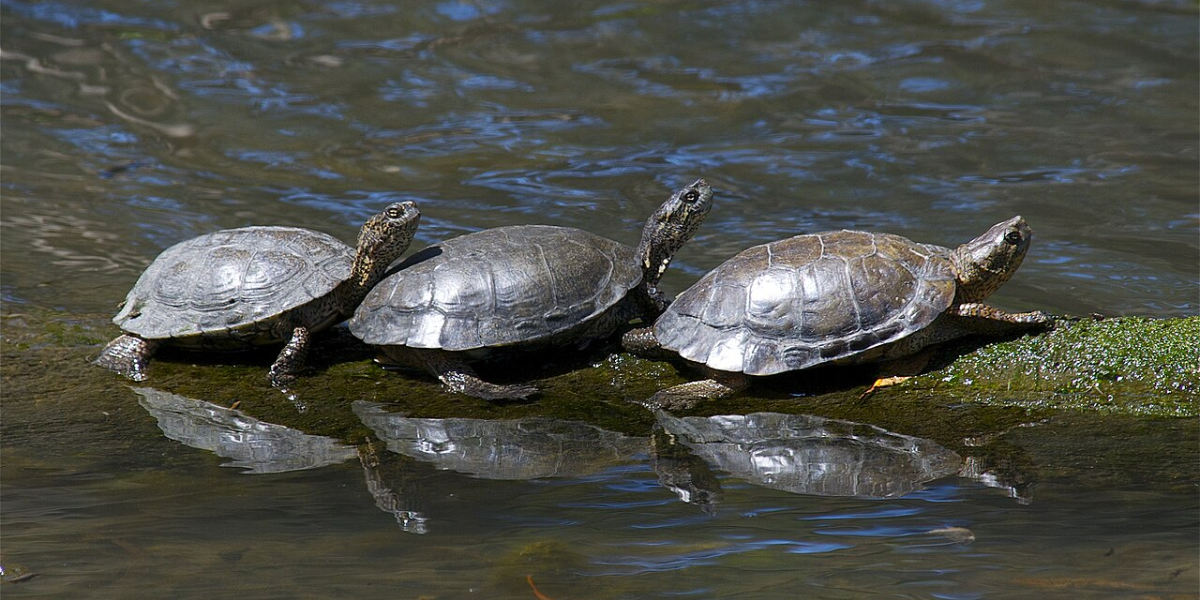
left=951, top=215, right=1032, bottom=303
left=353, top=201, right=421, bottom=287
left=635, top=178, right=714, bottom=291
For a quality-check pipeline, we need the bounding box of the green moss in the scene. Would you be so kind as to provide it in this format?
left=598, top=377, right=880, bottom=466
left=902, top=316, right=1200, bottom=417
left=4, top=309, right=1196, bottom=456
left=1, top=311, right=111, bottom=349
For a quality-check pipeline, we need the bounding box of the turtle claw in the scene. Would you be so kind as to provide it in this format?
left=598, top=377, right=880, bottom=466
left=267, top=368, right=297, bottom=389
left=1027, top=311, right=1057, bottom=329
left=267, top=326, right=310, bottom=388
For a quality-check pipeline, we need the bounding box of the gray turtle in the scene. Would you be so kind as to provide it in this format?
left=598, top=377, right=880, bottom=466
left=348, top=179, right=713, bottom=400
left=95, top=202, right=421, bottom=386
left=623, top=216, right=1053, bottom=408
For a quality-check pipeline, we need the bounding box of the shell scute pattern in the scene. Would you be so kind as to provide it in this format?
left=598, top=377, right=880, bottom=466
left=438, top=315, right=484, bottom=350
left=353, top=225, right=640, bottom=352
left=116, top=227, right=353, bottom=341
left=795, top=257, right=856, bottom=339
left=429, top=251, right=495, bottom=315
left=745, top=268, right=795, bottom=330
left=656, top=230, right=957, bottom=376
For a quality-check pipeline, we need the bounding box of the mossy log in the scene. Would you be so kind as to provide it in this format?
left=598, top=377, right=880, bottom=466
left=2, top=312, right=1196, bottom=432
left=896, top=316, right=1198, bottom=417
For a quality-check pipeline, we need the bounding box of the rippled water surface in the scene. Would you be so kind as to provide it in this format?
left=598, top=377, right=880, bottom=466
left=2, top=0, right=1197, bottom=598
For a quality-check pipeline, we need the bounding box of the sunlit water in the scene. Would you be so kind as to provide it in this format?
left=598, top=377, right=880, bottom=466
left=2, top=0, right=1196, bottom=598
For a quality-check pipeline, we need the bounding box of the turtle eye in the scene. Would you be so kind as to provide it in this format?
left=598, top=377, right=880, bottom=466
left=683, top=190, right=700, bottom=203
left=1004, top=230, right=1022, bottom=244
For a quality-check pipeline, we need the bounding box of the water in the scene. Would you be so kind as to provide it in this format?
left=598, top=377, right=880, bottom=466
left=1, top=0, right=1196, bottom=597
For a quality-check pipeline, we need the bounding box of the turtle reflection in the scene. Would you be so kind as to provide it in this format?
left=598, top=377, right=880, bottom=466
left=133, top=387, right=357, bottom=473
left=353, top=401, right=647, bottom=480
left=654, top=411, right=961, bottom=502
left=356, top=441, right=429, bottom=534
left=650, top=427, right=722, bottom=514
left=133, top=388, right=428, bottom=533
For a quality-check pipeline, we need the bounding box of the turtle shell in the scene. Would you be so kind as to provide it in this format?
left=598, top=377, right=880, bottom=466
left=114, top=226, right=354, bottom=344
left=654, top=230, right=957, bottom=376
left=350, top=225, right=641, bottom=351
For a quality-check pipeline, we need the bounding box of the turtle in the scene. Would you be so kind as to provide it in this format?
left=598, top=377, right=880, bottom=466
left=622, top=215, right=1054, bottom=408
left=348, top=178, right=714, bottom=401
left=94, top=201, right=421, bottom=386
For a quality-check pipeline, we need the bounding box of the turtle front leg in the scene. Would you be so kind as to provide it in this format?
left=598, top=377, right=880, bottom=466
left=268, top=326, right=310, bottom=387
left=644, top=371, right=750, bottom=411
left=95, top=334, right=160, bottom=381
left=416, top=350, right=537, bottom=401
left=948, top=303, right=1055, bottom=333
left=888, top=303, right=1054, bottom=360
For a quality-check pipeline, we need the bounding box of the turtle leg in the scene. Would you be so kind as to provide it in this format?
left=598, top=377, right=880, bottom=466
left=417, top=350, right=538, bottom=401
left=892, top=303, right=1054, bottom=356
left=645, top=370, right=750, bottom=411
left=268, top=326, right=310, bottom=387
left=621, top=327, right=677, bottom=361
left=621, top=327, right=660, bottom=354
left=95, top=334, right=159, bottom=381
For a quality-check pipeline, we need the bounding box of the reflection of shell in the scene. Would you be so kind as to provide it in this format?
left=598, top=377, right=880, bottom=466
left=353, top=401, right=647, bottom=480
left=656, top=412, right=961, bottom=498
left=134, top=387, right=357, bottom=473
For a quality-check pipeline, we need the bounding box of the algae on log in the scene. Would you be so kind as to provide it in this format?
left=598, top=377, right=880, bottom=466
left=3, top=310, right=1196, bottom=424
left=893, top=316, right=1199, bottom=417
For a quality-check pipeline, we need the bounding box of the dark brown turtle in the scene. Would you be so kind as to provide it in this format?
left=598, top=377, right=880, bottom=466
left=94, top=202, right=421, bottom=386
left=348, top=179, right=713, bottom=401
left=623, top=216, right=1053, bottom=408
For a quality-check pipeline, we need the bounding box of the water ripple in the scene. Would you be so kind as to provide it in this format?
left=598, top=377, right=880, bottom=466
left=2, top=0, right=179, bottom=31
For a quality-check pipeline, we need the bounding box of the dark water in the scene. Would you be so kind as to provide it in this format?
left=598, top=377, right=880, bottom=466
left=2, top=0, right=1197, bottom=598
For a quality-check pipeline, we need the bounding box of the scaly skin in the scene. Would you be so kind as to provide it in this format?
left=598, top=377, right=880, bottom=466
left=880, top=303, right=1054, bottom=362
left=620, top=326, right=674, bottom=360
left=643, top=374, right=749, bottom=410
left=416, top=349, right=539, bottom=401
left=267, top=326, right=311, bottom=387
left=635, top=179, right=713, bottom=312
